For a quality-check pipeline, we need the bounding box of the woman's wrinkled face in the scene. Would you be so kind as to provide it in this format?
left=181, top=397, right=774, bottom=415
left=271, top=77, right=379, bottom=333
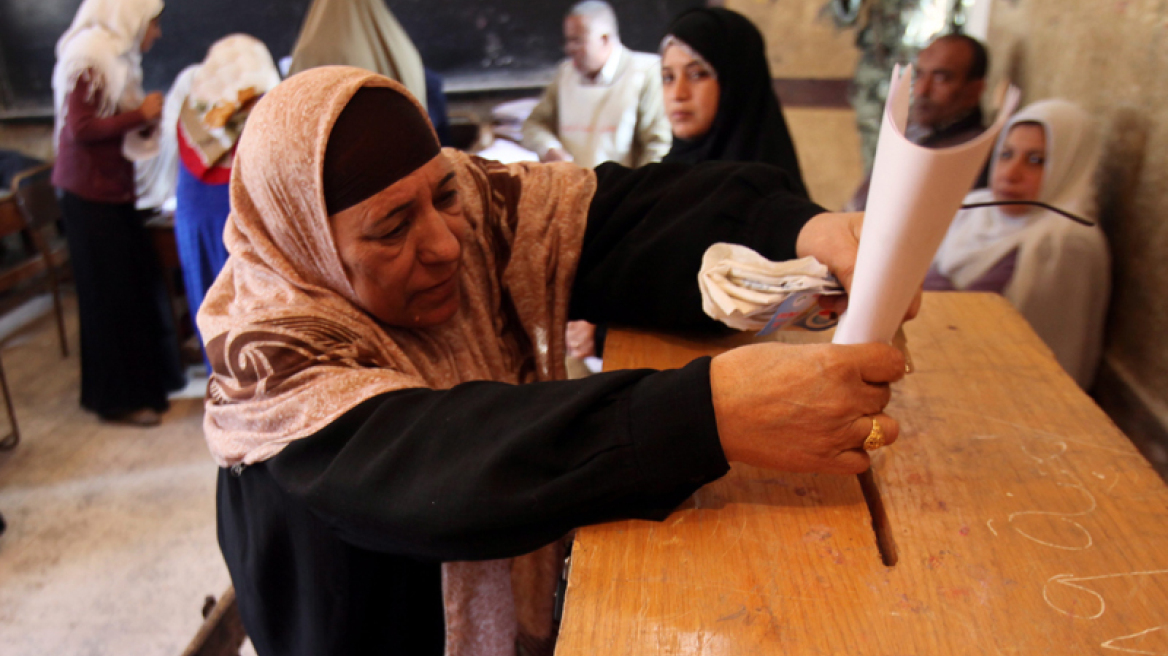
left=331, top=153, right=466, bottom=328
left=661, top=44, right=720, bottom=141
left=991, top=123, right=1046, bottom=217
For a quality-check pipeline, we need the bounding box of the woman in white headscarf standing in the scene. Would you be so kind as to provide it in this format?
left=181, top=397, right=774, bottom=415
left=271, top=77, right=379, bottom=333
left=52, top=0, right=185, bottom=426
left=174, top=34, right=281, bottom=365
left=926, top=99, right=1110, bottom=388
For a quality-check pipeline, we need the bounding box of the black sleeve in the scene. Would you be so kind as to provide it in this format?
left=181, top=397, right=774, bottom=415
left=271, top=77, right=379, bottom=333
left=265, top=357, right=729, bottom=562
left=570, top=160, right=826, bottom=332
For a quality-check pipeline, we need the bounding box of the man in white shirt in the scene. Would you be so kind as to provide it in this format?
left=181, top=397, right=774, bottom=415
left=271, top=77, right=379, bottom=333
left=522, top=0, right=672, bottom=169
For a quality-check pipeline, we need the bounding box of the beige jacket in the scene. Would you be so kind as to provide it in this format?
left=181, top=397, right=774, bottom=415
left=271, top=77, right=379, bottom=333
left=522, top=45, right=671, bottom=169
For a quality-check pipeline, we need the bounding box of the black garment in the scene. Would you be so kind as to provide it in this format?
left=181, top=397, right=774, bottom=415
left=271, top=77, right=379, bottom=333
left=59, top=192, right=185, bottom=417
left=579, top=158, right=816, bottom=354
left=218, top=160, right=825, bottom=656
left=918, top=106, right=986, bottom=149
left=661, top=8, right=808, bottom=200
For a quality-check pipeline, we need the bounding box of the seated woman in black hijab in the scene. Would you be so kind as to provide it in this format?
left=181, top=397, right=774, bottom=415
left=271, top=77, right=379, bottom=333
left=567, top=7, right=812, bottom=362
left=659, top=7, right=808, bottom=197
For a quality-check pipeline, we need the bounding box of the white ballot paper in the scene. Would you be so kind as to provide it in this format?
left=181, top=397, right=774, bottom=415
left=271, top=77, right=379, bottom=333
left=832, top=65, right=1020, bottom=345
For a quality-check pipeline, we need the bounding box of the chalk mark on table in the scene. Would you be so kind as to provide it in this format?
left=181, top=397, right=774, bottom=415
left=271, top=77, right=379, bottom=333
left=1008, top=480, right=1097, bottom=551
left=1043, top=569, right=1168, bottom=620
left=1100, top=624, right=1168, bottom=654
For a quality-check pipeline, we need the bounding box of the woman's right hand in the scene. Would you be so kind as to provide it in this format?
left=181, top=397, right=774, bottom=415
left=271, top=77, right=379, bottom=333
left=709, top=342, right=906, bottom=475
left=138, top=92, right=164, bottom=122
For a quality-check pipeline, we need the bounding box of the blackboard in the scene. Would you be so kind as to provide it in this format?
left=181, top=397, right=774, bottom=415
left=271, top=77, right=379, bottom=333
left=0, top=0, right=702, bottom=116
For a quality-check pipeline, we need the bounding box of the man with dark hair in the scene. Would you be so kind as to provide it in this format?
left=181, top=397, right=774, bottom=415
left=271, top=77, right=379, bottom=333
left=847, top=32, right=991, bottom=211
left=907, top=34, right=988, bottom=145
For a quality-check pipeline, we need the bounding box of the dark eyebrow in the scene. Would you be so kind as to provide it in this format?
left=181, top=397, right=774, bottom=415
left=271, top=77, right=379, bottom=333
left=435, top=171, right=456, bottom=191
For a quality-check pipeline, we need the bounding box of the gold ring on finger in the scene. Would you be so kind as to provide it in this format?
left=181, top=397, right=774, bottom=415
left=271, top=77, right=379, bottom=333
left=863, top=417, right=885, bottom=451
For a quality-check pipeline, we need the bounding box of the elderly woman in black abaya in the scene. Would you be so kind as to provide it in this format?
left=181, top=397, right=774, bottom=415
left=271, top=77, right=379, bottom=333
left=205, top=66, right=909, bottom=655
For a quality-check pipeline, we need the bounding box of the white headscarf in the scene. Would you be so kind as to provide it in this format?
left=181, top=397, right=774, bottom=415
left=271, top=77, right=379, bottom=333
left=933, top=99, right=1110, bottom=388
left=189, top=34, right=281, bottom=112
left=52, top=0, right=164, bottom=159
left=136, top=35, right=279, bottom=209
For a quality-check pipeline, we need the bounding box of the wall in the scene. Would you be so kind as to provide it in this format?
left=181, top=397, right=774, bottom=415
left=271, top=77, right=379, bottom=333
left=0, top=122, right=51, bottom=162
left=985, top=0, right=1168, bottom=470
left=725, top=0, right=858, bottom=78
left=724, top=0, right=862, bottom=210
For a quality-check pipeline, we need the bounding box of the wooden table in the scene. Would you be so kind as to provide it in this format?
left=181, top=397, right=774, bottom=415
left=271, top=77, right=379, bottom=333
left=557, top=292, right=1168, bottom=655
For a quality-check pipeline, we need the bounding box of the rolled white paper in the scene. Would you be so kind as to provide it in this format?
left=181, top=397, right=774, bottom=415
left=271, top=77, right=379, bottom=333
left=833, top=64, right=1020, bottom=345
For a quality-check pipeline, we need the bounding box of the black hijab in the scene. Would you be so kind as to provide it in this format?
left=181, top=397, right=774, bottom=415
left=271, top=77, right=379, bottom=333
left=323, top=86, right=440, bottom=215
left=661, top=8, right=808, bottom=199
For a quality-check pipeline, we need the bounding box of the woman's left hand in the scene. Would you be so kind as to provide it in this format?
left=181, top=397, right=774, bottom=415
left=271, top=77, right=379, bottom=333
left=795, top=212, right=922, bottom=321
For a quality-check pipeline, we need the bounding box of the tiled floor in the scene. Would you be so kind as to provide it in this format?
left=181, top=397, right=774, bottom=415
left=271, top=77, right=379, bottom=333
left=0, top=293, right=253, bottom=655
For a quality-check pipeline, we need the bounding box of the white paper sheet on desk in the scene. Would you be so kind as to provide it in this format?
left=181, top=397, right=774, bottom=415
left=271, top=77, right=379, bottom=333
left=832, top=65, right=1020, bottom=345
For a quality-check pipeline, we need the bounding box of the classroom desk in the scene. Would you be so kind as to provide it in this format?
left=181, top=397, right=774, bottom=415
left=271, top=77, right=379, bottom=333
left=556, top=292, right=1168, bottom=655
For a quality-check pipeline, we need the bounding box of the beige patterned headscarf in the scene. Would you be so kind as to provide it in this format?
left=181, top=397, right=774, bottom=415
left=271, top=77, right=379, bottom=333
left=197, top=66, right=595, bottom=655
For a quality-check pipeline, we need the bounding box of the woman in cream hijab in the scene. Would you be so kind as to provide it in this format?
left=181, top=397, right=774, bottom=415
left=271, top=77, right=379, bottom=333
left=205, top=66, right=910, bottom=655
left=928, top=99, right=1110, bottom=388
left=173, top=34, right=281, bottom=363
left=52, top=0, right=185, bottom=426
left=52, top=0, right=164, bottom=157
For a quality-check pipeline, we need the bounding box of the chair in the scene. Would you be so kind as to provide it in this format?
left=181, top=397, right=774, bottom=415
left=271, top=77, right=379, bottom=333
left=179, top=585, right=247, bottom=656
left=0, top=194, right=23, bottom=450
left=0, top=162, right=71, bottom=450
left=8, top=162, right=70, bottom=358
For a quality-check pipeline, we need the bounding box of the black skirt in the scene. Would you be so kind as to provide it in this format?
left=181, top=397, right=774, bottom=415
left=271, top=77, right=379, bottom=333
left=59, top=191, right=185, bottom=417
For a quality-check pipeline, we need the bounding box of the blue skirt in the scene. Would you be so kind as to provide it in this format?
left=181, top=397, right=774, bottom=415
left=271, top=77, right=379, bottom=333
left=174, top=163, right=231, bottom=361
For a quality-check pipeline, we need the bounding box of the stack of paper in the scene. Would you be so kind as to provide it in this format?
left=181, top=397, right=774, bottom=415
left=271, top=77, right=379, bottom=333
left=699, top=243, right=843, bottom=335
